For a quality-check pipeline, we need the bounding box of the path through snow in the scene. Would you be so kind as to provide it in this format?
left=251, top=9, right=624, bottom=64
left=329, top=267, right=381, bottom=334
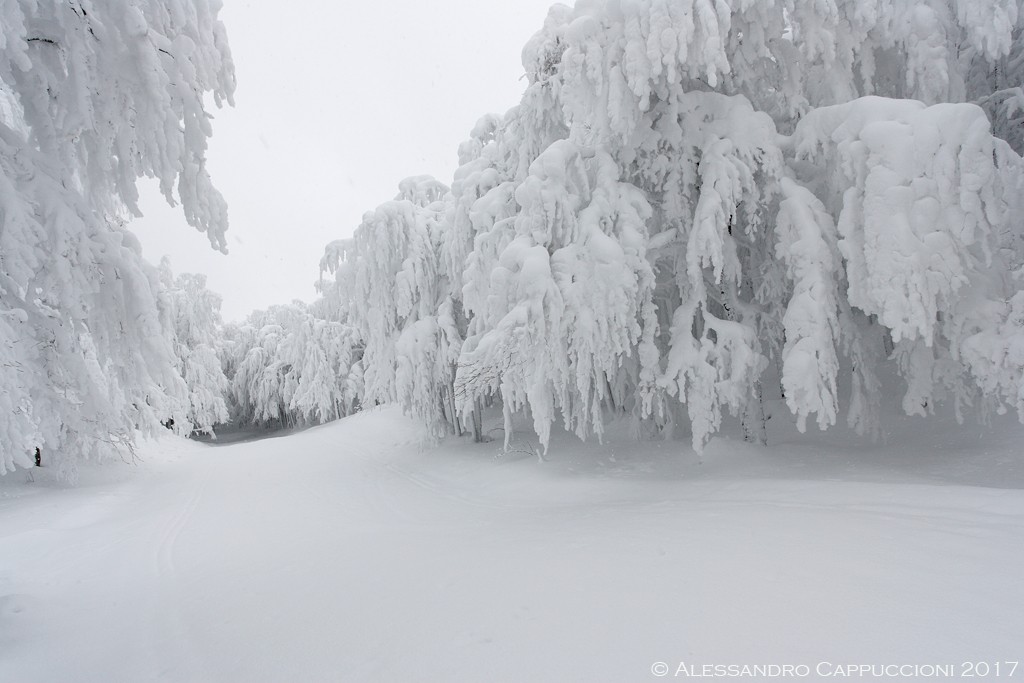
left=2, top=407, right=1023, bottom=681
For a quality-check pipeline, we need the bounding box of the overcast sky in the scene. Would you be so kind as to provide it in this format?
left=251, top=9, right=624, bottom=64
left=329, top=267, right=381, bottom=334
left=131, top=0, right=557, bottom=321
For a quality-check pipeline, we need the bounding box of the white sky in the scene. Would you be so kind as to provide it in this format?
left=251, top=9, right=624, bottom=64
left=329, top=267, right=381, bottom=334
left=131, top=0, right=557, bottom=322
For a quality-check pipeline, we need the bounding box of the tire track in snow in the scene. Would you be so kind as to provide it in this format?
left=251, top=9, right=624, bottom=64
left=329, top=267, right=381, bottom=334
left=148, top=470, right=211, bottom=681
left=154, top=474, right=208, bottom=577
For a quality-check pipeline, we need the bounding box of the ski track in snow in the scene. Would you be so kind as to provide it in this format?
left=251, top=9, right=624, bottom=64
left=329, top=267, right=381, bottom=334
left=1, top=407, right=1024, bottom=682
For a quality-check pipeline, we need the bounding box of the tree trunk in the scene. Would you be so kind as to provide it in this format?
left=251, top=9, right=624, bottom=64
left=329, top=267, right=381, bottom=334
left=449, top=391, right=463, bottom=437
left=742, top=381, right=768, bottom=446
left=471, top=397, right=485, bottom=443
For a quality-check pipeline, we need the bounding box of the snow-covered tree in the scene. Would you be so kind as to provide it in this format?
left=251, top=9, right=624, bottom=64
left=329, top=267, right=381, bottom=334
left=321, top=177, right=467, bottom=437
left=287, top=312, right=363, bottom=425
left=494, top=0, right=1024, bottom=451
left=225, top=303, right=361, bottom=429
left=159, top=259, right=230, bottom=436
left=0, top=0, right=233, bottom=475
left=320, top=0, right=1024, bottom=455
left=456, top=141, right=655, bottom=450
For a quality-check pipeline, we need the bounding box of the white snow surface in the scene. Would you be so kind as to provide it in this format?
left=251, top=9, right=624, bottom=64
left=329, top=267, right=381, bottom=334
left=2, top=406, right=1023, bottom=681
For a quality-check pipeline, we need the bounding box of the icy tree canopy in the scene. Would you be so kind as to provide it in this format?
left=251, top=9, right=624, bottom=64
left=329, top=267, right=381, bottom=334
left=319, top=0, right=1024, bottom=454
left=0, top=0, right=233, bottom=475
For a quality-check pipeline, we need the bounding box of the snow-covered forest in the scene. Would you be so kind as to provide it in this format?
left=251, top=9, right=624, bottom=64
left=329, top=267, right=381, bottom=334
left=5, top=0, right=1024, bottom=473
left=320, top=0, right=1024, bottom=457
left=4, top=1, right=1024, bottom=679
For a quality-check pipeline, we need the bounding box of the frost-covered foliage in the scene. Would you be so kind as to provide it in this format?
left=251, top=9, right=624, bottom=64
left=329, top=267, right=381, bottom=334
left=457, top=141, right=655, bottom=450
left=224, top=303, right=361, bottom=429
left=0, top=0, right=233, bottom=475
left=320, top=178, right=465, bottom=437
left=320, top=0, right=1024, bottom=454
left=159, top=259, right=230, bottom=437
left=789, top=97, right=1024, bottom=423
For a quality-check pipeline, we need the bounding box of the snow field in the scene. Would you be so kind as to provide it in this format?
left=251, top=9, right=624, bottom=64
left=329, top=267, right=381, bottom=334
left=2, top=406, right=1022, bottom=681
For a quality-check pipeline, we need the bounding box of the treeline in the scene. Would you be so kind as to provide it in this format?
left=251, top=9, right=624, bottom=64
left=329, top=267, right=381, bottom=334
left=6, top=0, right=1024, bottom=478
left=159, top=260, right=363, bottom=438
left=313, top=1, right=1024, bottom=455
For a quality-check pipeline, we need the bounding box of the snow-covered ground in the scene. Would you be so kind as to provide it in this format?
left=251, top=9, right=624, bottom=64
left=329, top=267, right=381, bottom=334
left=2, top=406, right=1023, bottom=682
